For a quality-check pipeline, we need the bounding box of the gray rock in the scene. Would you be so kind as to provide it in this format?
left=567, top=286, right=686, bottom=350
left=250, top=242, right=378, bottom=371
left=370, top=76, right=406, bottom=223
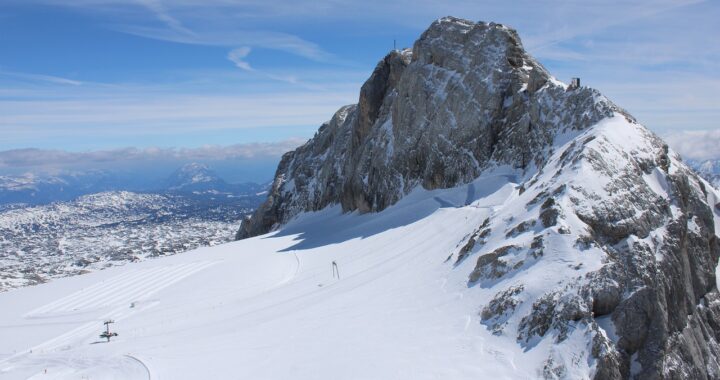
left=482, top=284, right=524, bottom=335
left=469, top=245, right=520, bottom=283
left=539, top=197, right=560, bottom=227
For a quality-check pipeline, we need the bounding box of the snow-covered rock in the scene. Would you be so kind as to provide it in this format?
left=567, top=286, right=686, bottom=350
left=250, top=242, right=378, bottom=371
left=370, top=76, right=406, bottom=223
left=237, top=16, right=720, bottom=379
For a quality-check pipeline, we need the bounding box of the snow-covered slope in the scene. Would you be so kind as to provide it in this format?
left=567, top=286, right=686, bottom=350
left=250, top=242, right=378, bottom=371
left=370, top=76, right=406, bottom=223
left=0, top=169, right=604, bottom=379
left=0, top=118, right=718, bottom=379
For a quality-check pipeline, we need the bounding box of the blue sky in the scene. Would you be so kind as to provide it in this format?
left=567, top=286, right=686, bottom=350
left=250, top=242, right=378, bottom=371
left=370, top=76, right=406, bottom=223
left=0, top=0, right=718, bottom=161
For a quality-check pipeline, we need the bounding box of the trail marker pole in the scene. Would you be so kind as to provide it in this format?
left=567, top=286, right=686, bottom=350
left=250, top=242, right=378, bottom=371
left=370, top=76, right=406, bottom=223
left=332, top=261, right=340, bottom=279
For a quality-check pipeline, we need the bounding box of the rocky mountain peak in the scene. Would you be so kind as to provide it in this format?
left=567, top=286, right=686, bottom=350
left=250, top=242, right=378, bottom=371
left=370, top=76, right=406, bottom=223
left=237, top=17, right=629, bottom=239
left=412, top=17, right=545, bottom=89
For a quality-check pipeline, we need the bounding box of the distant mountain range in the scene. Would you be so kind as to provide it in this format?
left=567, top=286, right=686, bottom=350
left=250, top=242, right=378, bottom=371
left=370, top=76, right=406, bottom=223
left=164, top=162, right=269, bottom=196
left=0, top=170, right=122, bottom=205
left=0, top=163, right=270, bottom=206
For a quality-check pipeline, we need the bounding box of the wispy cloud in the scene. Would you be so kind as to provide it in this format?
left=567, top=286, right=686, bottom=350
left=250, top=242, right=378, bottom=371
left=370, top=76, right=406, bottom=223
left=116, top=25, right=332, bottom=61
left=227, top=47, right=253, bottom=71
left=134, top=0, right=194, bottom=36
left=0, top=70, right=83, bottom=86
left=20, top=0, right=716, bottom=68
left=591, top=75, right=720, bottom=131
left=0, top=91, right=357, bottom=136
left=226, top=47, right=316, bottom=86
left=28, top=0, right=334, bottom=61
left=520, top=0, right=704, bottom=51
left=0, top=68, right=360, bottom=150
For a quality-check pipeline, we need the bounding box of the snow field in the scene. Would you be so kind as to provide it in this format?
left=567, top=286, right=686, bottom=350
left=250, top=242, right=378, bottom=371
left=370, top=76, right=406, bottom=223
left=0, top=174, right=538, bottom=379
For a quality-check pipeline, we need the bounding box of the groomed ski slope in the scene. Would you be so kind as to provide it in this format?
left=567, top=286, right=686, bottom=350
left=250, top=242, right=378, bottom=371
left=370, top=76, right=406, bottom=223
left=0, top=171, right=550, bottom=380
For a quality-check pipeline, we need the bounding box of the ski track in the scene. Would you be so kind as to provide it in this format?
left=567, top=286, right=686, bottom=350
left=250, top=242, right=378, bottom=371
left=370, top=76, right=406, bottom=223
left=124, top=354, right=152, bottom=380
left=0, top=261, right=217, bottom=372
left=27, top=261, right=216, bottom=317
left=19, top=355, right=151, bottom=380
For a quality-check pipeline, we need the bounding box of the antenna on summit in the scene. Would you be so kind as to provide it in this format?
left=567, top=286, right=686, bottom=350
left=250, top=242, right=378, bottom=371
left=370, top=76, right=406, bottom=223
left=394, top=39, right=397, bottom=52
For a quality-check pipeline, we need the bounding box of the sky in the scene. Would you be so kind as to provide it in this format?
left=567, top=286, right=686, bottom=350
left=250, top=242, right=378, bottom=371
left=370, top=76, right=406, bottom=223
left=0, top=0, right=719, bottom=178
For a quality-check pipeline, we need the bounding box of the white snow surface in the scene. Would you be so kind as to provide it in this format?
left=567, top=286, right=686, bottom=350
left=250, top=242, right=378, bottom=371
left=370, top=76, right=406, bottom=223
left=1, top=116, right=719, bottom=379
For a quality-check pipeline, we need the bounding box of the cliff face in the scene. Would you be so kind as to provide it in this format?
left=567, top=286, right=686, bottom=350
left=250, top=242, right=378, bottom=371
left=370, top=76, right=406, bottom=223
left=237, top=16, right=720, bottom=379
left=237, top=17, right=628, bottom=239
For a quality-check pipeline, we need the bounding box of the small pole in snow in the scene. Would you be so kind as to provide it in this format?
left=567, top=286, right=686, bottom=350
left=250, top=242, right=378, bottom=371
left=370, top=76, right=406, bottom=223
left=393, top=39, right=396, bottom=52
left=332, top=261, right=340, bottom=279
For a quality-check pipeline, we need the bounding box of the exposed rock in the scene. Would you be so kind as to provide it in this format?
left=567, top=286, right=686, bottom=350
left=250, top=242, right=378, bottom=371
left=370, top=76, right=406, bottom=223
left=456, top=225, right=491, bottom=264
left=510, top=142, right=720, bottom=378
left=518, top=291, right=560, bottom=343
left=587, top=273, right=623, bottom=317
left=539, top=197, right=560, bottom=227
left=469, top=245, right=520, bottom=283
left=506, top=220, right=537, bottom=238
left=482, top=284, right=524, bottom=334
